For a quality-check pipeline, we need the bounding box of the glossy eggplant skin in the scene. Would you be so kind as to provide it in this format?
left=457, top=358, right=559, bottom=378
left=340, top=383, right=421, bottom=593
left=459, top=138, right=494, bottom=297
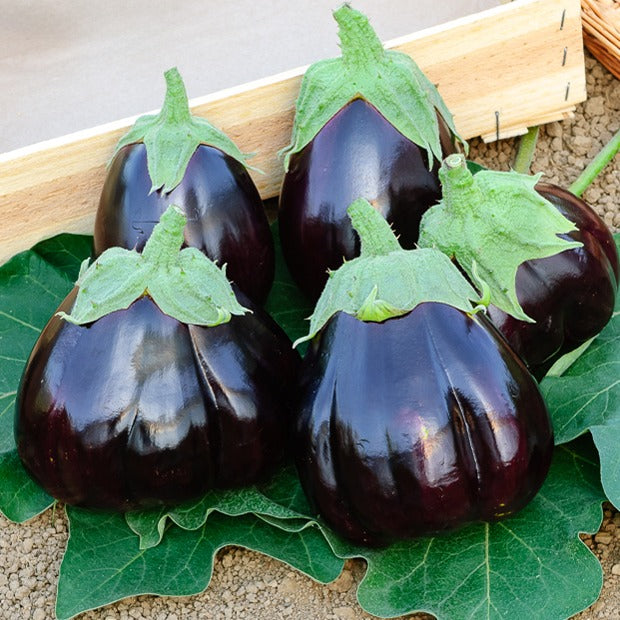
left=279, top=98, right=455, bottom=301
left=95, top=144, right=275, bottom=304
left=15, top=290, right=299, bottom=511
left=487, top=183, right=619, bottom=380
left=294, top=304, right=553, bottom=546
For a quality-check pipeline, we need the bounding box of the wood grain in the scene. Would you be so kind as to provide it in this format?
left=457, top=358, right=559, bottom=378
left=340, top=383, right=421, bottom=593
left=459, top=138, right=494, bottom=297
left=0, top=0, right=586, bottom=265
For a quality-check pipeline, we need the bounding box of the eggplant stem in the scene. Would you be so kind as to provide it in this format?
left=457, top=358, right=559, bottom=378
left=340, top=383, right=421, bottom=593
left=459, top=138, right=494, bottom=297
left=513, top=126, right=539, bottom=174
left=570, top=129, right=620, bottom=197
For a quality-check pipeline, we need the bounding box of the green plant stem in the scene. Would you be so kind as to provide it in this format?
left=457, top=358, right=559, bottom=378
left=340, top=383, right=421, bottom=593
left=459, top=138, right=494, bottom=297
left=570, top=129, right=620, bottom=197
left=513, top=126, right=539, bottom=174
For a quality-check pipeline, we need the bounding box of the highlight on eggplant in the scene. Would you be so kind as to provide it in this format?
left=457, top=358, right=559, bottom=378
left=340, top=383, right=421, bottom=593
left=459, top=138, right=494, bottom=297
left=15, top=207, right=300, bottom=511
left=278, top=4, right=464, bottom=301
left=292, top=199, right=554, bottom=546
left=95, top=67, right=274, bottom=304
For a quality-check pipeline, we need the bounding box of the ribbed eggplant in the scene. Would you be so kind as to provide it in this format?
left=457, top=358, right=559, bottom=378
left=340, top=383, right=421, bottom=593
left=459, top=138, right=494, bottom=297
left=95, top=68, right=274, bottom=304
left=295, top=306, right=553, bottom=546
left=486, top=183, right=619, bottom=379
left=292, top=198, right=554, bottom=546
left=15, top=207, right=298, bottom=511
left=278, top=6, right=462, bottom=301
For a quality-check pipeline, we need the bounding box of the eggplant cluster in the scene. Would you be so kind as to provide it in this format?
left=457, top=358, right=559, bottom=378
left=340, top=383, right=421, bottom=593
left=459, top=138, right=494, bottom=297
left=14, top=68, right=292, bottom=511
left=276, top=6, right=618, bottom=546
left=13, top=5, right=618, bottom=551
left=488, top=183, right=619, bottom=379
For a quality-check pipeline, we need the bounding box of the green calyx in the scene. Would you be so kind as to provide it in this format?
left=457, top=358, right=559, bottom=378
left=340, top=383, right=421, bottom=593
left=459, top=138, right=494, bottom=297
left=281, top=4, right=465, bottom=171
left=418, top=153, right=583, bottom=322
left=293, top=198, right=481, bottom=347
left=112, top=67, right=253, bottom=194
left=58, top=205, right=248, bottom=326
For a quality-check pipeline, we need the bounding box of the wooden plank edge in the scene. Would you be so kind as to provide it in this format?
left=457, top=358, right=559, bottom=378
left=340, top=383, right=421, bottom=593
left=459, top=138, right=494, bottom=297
left=0, top=0, right=586, bottom=265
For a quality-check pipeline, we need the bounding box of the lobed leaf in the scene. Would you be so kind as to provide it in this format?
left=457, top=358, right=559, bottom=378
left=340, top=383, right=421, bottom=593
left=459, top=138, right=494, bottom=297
left=126, top=467, right=313, bottom=550
left=541, top=234, right=620, bottom=507
left=57, top=508, right=343, bottom=620
left=0, top=245, right=85, bottom=521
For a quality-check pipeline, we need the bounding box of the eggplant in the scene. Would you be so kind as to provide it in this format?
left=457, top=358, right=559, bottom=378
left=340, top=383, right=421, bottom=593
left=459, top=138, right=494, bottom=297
left=291, top=198, right=553, bottom=546
left=418, top=155, right=618, bottom=380
left=278, top=6, right=462, bottom=301
left=16, top=291, right=298, bottom=510
left=279, top=99, right=455, bottom=300
left=95, top=68, right=274, bottom=305
left=15, top=206, right=299, bottom=511
left=486, top=183, right=619, bottom=379
left=294, top=306, right=553, bottom=546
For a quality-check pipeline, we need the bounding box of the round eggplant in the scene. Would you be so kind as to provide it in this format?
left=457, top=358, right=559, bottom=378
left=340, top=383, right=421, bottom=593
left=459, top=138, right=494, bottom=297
left=95, top=143, right=275, bottom=305
left=487, top=183, right=619, bottom=379
left=294, top=304, right=554, bottom=546
left=15, top=290, right=299, bottom=511
left=279, top=98, right=455, bottom=301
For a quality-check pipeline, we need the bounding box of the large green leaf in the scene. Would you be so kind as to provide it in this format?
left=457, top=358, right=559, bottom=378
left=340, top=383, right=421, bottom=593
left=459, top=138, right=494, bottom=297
left=57, top=507, right=343, bottom=620
left=0, top=235, right=91, bottom=521
left=541, top=234, right=620, bottom=508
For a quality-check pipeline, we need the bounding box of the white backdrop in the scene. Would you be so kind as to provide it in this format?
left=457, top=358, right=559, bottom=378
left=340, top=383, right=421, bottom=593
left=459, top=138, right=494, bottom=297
left=0, top=1, right=499, bottom=152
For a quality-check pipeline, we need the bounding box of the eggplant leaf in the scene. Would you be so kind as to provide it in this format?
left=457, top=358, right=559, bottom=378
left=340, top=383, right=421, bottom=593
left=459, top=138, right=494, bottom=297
left=57, top=508, right=343, bottom=620
left=126, top=466, right=314, bottom=550
left=264, top=226, right=314, bottom=347
left=541, top=234, right=620, bottom=507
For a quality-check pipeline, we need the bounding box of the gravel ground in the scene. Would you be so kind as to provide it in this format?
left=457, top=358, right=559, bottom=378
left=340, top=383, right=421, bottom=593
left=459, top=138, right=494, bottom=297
left=0, top=52, right=618, bottom=620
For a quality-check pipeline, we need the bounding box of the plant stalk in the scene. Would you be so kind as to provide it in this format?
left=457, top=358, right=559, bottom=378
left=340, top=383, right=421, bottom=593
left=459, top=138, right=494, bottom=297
left=569, top=129, right=620, bottom=197
left=513, top=126, right=539, bottom=174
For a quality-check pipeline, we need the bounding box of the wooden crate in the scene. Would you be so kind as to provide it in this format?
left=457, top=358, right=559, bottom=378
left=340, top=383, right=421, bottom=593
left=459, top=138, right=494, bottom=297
left=0, top=0, right=586, bottom=265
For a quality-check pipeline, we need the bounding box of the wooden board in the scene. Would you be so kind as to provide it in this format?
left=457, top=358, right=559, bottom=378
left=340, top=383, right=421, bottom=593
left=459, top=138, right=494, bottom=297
left=0, top=0, right=586, bottom=265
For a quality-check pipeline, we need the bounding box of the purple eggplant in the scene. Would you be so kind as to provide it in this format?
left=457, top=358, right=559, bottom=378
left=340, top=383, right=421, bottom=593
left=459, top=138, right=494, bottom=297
left=294, top=306, right=553, bottom=546
left=95, top=68, right=274, bottom=304
left=15, top=207, right=299, bottom=511
left=279, top=99, right=455, bottom=300
left=15, top=290, right=299, bottom=511
left=291, top=198, right=553, bottom=546
left=278, top=6, right=462, bottom=301
left=487, top=183, right=619, bottom=379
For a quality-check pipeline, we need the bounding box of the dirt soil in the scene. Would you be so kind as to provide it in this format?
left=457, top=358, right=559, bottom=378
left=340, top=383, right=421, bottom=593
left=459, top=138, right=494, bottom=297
left=0, top=52, right=618, bottom=620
